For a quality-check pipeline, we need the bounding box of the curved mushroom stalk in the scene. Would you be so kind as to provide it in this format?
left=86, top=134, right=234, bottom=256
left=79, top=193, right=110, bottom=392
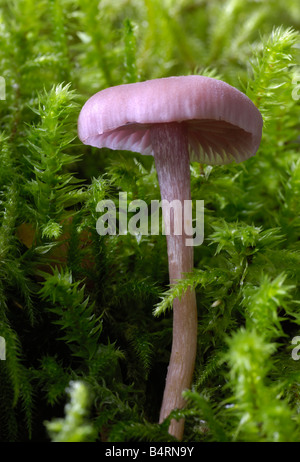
left=151, top=123, right=198, bottom=440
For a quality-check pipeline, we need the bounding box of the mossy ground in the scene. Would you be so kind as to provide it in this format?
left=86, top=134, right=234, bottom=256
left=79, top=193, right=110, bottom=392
left=0, top=0, right=300, bottom=442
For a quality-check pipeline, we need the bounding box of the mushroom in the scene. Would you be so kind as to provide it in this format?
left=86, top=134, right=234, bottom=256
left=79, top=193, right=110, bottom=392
left=77, top=75, right=263, bottom=440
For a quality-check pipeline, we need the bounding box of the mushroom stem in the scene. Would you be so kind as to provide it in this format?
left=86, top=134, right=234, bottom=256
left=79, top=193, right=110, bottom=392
left=151, top=123, right=198, bottom=440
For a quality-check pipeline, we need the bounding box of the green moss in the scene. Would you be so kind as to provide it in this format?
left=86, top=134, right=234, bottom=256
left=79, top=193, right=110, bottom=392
left=0, top=0, right=300, bottom=443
